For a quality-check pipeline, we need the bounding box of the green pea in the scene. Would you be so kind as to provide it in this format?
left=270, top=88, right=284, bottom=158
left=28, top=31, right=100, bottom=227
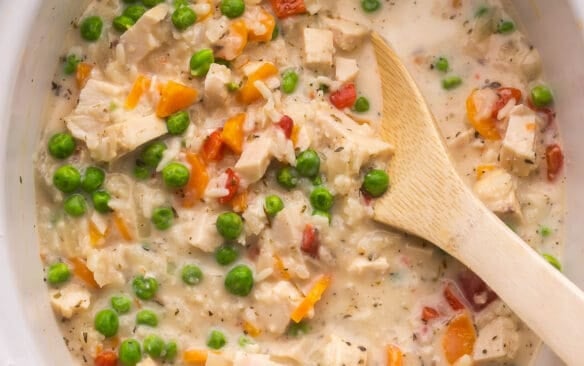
left=166, top=111, right=190, bottom=135
left=190, top=49, right=214, bottom=77
left=216, top=212, right=243, bottom=240
left=276, top=166, right=299, bottom=190
left=353, top=96, right=370, bottom=113
left=63, top=55, right=81, bottom=75
left=224, top=264, right=254, bottom=296
left=123, top=5, right=147, bottom=22
left=296, top=149, right=320, bottom=178
left=81, top=166, right=105, bottom=193
left=136, top=309, right=158, bottom=327
left=48, top=133, right=76, bottom=159
left=123, top=0, right=138, bottom=3
left=151, top=206, right=174, bottom=230
left=542, top=254, right=562, bottom=271
left=172, top=6, right=197, bottom=30
left=64, top=194, right=87, bottom=217
left=143, top=334, right=165, bottom=358
left=361, top=0, right=381, bottom=12
left=132, top=276, right=159, bottom=300
left=207, top=330, right=227, bottom=349
left=133, top=165, right=151, bottom=180
left=47, top=262, right=70, bottom=286
left=220, top=0, right=245, bottom=19
left=53, top=165, right=81, bottom=193
left=119, top=339, right=142, bottom=366
left=113, top=15, right=135, bottom=33
left=530, top=85, right=554, bottom=108
left=442, top=75, right=462, bottom=90
left=271, top=23, right=280, bottom=40
left=434, top=57, right=449, bottom=73
left=287, top=320, right=310, bottom=337
left=92, top=190, right=112, bottom=214
left=264, top=195, right=284, bottom=217
left=94, top=309, right=119, bottom=337
left=141, top=142, right=167, bottom=168
left=281, top=70, right=299, bottom=94
left=142, top=0, right=164, bottom=8
left=312, top=210, right=331, bottom=223
left=111, top=295, right=132, bottom=314
left=310, top=187, right=334, bottom=211
left=497, top=20, right=515, bottom=34
left=174, top=0, right=190, bottom=7
left=362, top=169, right=389, bottom=197
left=181, top=264, right=203, bottom=285
left=164, top=341, right=178, bottom=361
left=79, top=16, right=103, bottom=42
left=215, top=245, right=239, bottom=266
left=162, top=162, right=190, bottom=188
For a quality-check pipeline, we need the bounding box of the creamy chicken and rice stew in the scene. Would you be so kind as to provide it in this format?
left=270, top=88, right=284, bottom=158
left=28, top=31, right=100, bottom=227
left=35, top=0, right=565, bottom=365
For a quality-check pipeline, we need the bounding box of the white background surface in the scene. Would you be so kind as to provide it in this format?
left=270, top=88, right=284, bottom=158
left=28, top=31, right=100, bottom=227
left=0, top=0, right=582, bottom=364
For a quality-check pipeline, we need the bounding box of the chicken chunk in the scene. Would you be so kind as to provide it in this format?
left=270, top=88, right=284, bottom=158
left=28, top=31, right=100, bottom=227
left=204, top=63, right=232, bottom=107
left=317, top=335, right=368, bottom=366
left=172, top=209, right=223, bottom=252
left=473, top=168, right=522, bottom=220
left=321, top=17, right=369, bottom=51
left=251, top=281, right=303, bottom=334
left=50, top=283, right=91, bottom=319
left=335, top=57, right=359, bottom=83
left=120, top=4, right=170, bottom=64
left=499, top=105, right=539, bottom=176
left=303, top=28, right=335, bottom=69
left=235, top=133, right=274, bottom=184
left=233, top=353, right=284, bottom=366
left=473, top=317, right=519, bottom=363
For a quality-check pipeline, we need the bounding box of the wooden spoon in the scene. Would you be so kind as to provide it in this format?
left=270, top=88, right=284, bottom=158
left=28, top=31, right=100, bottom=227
left=371, top=32, right=584, bottom=365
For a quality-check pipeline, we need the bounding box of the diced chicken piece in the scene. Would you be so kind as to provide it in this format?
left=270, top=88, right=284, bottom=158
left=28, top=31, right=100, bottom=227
left=205, top=63, right=232, bottom=107
left=348, top=257, right=390, bottom=275
left=318, top=335, right=368, bottom=366
left=206, top=352, right=233, bottom=366
left=316, top=106, right=393, bottom=177
left=233, top=353, right=284, bottom=366
left=66, top=79, right=166, bottom=162
left=474, top=299, right=514, bottom=329
left=520, top=48, right=542, bottom=81
left=235, top=133, right=274, bottom=184
left=303, top=28, right=334, bottom=69
left=50, top=283, right=91, bottom=319
left=473, top=169, right=522, bottom=220
left=120, top=4, right=170, bottom=64
left=172, top=209, right=223, bottom=252
left=86, top=248, right=126, bottom=287
left=242, top=196, right=268, bottom=236
left=499, top=105, right=538, bottom=176
left=137, top=358, right=158, bottom=366
left=304, top=0, right=322, bottom=14
left=473, top=317, right=519, bottom=363
left=251, top=281, right=303, bottom=334
left=335, top=57, right=359, bottom=83
left=321, top=17, right=369, bottom=51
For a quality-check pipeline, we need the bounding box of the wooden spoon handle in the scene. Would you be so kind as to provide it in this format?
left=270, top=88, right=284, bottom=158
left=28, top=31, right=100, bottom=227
left=447, top=193, right=584, bottom=365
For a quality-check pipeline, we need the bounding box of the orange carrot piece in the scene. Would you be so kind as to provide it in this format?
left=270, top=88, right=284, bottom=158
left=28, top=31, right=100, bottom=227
left=290, top=274, right=331, bottom=323
left=89, top=220, right=105, bottom=247
left=290, top=124, right=300, bottom=147
left=70, top=257, right=99, bottom=289
left=231, top=191, right=248, bottom=213
left=237, top=63, right=278, bottom=104
left=386, top=344, right=404, bottom=366
left=76, top=62, right=93, bottom=88
left=125, top=75, right=151, bottom=110
left=156, top=80, right=198, bottom=118
left=248, top=8, right=276, bottom=42
left=182, top=152, right=209, bottom=208
left=221, top=113, right=246, bottom=154
left=242, top=320, right=262, bottom=337
left=113, top=212, right=133, bottom=242
left=476, top=164, right=496, bottom=180
left=273, top=255, right=291, bottom=280
left=183, top=349, right=208, bottom=364
left=466, top=89, right=501, bottom=140
left=442, top=312, right=477, bottom=364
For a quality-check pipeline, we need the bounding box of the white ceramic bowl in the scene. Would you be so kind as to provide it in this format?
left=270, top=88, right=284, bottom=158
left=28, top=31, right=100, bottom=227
left=0, top=0, right=582, bottom=364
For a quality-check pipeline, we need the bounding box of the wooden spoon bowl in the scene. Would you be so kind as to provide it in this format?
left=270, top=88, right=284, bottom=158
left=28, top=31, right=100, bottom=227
left=371, top=32, right=584, bottom=365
